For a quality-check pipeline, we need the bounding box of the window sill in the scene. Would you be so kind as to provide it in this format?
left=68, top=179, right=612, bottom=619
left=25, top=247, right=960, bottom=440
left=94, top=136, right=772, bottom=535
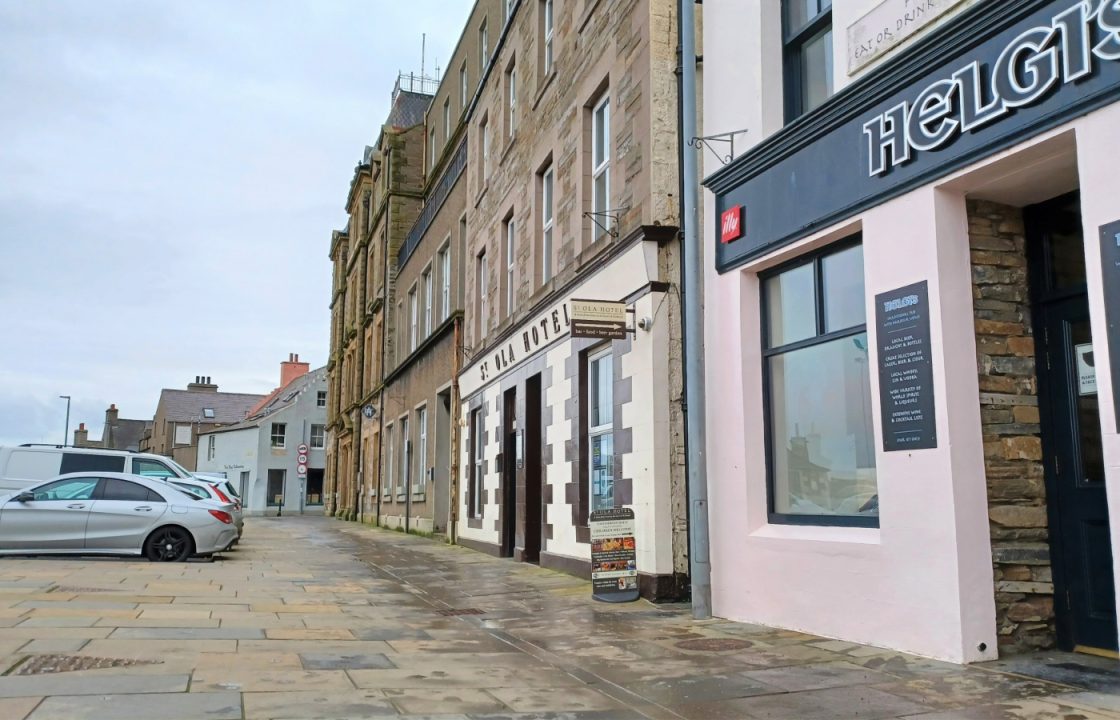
left=499, top=135, right=517, bottom=166
left=474, top=180, right=489, bottom=209
left=532, top=71, right=556, bottom=112
left=749, top=522, right=881, bottom=545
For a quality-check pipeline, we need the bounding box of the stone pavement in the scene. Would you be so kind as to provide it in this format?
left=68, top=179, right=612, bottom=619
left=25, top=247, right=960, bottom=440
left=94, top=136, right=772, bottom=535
left=0, top=516, right=1115, bottom=720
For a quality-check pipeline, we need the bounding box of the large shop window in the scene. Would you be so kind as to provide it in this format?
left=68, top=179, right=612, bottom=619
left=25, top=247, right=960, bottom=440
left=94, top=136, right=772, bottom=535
left=762, top=241, right=877, bottom=526
left=588, top=347, right=615, bottom=513
left=783, top=0, right=833, bottom=121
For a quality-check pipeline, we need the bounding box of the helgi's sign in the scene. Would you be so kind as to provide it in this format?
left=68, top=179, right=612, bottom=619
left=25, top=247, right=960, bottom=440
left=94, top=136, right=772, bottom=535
left=571, top=299, right=628, bottom=340
left=876, top=281, right=938, bottom=450
left=1099, top=219, right=1120, bottom=426
left=590, top=508, right=639, bottom=602
left=849, top=0, right=971, bottom=74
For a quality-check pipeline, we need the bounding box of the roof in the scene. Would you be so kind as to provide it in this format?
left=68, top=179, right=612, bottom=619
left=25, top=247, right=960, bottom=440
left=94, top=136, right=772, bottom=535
left=387, top=90, right=431, bottom=129
left=199, top=367, right=326, bottom=436
left=104, top=418, right=148, bottom=452
left=155, top=389, right=265, bottom=425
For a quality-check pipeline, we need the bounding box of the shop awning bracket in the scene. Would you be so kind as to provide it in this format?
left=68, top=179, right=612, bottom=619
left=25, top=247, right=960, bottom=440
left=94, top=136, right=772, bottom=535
left=583, top=207, right=629, bottom=239
left=689, top=128, right=749, bottom=166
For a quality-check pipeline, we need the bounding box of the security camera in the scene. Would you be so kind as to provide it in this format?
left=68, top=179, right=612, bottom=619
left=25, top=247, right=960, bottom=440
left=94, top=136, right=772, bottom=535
left=637, top=316, right=653, bottom=331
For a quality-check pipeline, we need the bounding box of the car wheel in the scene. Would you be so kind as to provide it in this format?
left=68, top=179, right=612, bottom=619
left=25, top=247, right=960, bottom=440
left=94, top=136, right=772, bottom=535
left=144, top=526, right=194, bottom=562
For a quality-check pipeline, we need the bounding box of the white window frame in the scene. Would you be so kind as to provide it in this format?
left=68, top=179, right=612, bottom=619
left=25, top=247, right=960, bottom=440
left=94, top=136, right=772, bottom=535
left=439, top=242, right=451, bottom=322
left=206, top=434, right=215, bottom=461
left=482, top=116, right=491, bottom=180
left=398, top=415, right=409, bottom=495
left=317, top=390, right=326, bottom=407
left=480, top=20, right=489, bottom=71
left=478, top=250, right=489, bottom=337
left=544, top=0, right=554, bottom=75
left=460, top=62, right=468, bottom=108
left=591, top=93, right=611, bottom=238
left=443, top=98, right=450, bottom=143
left=429, top=125, right=437, bottom=170
left=423, top=268, right=433, bottom=336
left=416, top=405, right=428, bottom=492
left=408, top=286, right=418, bottom=352
left=270, top=422, right=287, bottom=449
left=587, top=347, right=614, bottom=513
left=310, top=424, right=326, bottom=449
left=507, top=64, right=517, bottom=138
left=385, top=422, right=395, bottom=497
left=505, top=217, right=515, bottom=315
left=470, top=408, right=483, bottom=518
left=541, top=165, right=554, bottom=283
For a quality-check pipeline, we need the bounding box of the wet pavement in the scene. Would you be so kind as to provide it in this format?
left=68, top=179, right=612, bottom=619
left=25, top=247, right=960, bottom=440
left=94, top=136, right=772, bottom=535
left=0, top=515, right=1116, bottom=719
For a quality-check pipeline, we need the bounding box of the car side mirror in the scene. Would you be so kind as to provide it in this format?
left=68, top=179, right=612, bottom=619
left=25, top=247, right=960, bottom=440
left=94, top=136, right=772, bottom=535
left=15, top=491, right=34, bottom=503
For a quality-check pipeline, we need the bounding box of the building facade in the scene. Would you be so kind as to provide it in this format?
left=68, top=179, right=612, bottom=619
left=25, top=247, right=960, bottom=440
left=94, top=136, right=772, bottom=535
left=454, top=0, right=689, bottom=599
left=702, top=0, right=1120, bottom=661
left=197, top=359, right=327, bottom=515
left=142, top=377, right=263, bottom=471
left=72, top=404, right=149, bottom=452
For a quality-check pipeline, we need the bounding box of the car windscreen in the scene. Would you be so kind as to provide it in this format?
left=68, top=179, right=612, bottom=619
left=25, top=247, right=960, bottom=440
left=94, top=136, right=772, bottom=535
left=60, top=453, right=126, bottom=474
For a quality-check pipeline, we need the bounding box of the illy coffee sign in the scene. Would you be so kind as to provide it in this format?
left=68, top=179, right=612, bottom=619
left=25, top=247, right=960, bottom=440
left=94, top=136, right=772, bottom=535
left=864, top=0, right=1120, bottom=176
left=721, top=205, right=744, bottom=243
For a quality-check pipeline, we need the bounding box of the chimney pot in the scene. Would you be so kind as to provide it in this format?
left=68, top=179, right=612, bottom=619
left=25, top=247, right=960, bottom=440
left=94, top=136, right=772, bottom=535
left=79, top=422, right=86, bottom=431
left=109, top=404, right=117, bottom=411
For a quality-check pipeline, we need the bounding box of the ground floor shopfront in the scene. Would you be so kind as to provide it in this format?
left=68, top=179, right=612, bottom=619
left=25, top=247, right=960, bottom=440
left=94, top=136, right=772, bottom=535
left=455, top=231, right=689, bottom=600
left=704, top=0, right=1120, bottom=663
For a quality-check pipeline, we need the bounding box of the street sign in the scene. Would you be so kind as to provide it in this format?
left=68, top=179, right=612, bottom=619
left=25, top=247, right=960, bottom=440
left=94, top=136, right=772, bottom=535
left=297, top=443, right=309, bottom=455
left=297, top=463, right=308, bottom=477
left=362, top=404, right=375, bottom=419
left=297, top=453, right=308, bottom=464
left=570, top=298, right=628, bottom=340
left=590, top=508, right=639, bottom=603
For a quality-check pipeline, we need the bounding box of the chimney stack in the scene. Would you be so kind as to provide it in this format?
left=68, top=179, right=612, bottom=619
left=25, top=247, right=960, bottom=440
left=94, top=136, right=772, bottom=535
left=280, top=353, right=310, bottom=388
left=187, top=376, right=219, bottom=392
left=73, top=422, right=88, bottom=447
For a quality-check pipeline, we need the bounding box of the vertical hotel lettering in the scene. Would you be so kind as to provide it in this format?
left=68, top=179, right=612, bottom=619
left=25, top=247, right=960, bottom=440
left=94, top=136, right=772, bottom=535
left=864, top=0, right=1120, bottom=177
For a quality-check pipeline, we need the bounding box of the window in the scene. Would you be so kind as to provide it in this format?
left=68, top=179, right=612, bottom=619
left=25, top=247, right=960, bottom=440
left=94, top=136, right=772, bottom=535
left=541, top=164, right=554, bottom=283
left=267, top=469, right=285, bottom=506
left=131, top=458, right=176, bottom=479
left=423, top=269, right=433, bottom=335
left=31, top=477, right=98, bottom=502
left=60, top=453, right=124, bottom=474
left=542, top=0, right=554, bottom=75
left=416, top=406, right=428, bottom=492
left=479, top=19, right=489, bottom=71
left=202, top=408, right=215, bottom=419
left=783, top=0, right=833, bottom=121
left=310, top=424, right=326, bottom=449
left=477, top=250, right=489, bottom=337
left=101, top=478, right=156, bottom=503
left=439, top=243, right=451, bottom=321
left=398, top=416, right=409, bottom=495
left=239, top=471, right=249, bottom=499
left=504, top=215, right=515, bottom=316
left=506, top=62, right=517, bottom=138
left=171, top=481, right=208, bottom=500
left=429, top=125, right=437, bottom=171
left=469, top=408, right=483, bottom=517
left=591, top=93, right=610, bottom=239
left=271, top=423, right=286, bottom=449
left=460, top=61, right=468, bottom=108
left=409, top=286, right=418, bottom=352
left=443, top=98, right=450, bottom=143
left=762, top=241, right=876, bottom=526
left=317, top=390, right=327, bottom=407
left=587, top=348, right=614, bottom=513
left=481, top=115, right=491, bottom=181
left=385, top=423, right=395, bottom=497
left=506, top=0, right=515, bottom=19
left=207, top=435, right=215, bottom=461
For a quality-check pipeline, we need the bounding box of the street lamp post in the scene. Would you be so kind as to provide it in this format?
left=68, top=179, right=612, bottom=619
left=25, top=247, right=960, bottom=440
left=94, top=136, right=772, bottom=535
left=59, top=395, right=71, bottom=447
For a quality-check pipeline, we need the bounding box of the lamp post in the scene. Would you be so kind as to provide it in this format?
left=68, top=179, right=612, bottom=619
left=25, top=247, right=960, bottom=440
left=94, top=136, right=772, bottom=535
left=59, top=395, right=71, bottom=447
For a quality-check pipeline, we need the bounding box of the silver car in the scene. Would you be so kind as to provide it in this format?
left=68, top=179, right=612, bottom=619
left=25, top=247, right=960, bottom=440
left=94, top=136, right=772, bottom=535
left=169, top=476, right=243, bottom=540
left=0, top=472, right=238, bottom=561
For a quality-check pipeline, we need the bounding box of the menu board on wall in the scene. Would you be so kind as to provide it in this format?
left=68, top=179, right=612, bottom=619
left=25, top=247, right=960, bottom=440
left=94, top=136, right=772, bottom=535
left=875, top=281, right=937, bottom=451
left=590, top=508, right=639, bottom=603
left=1099, top=220, right=1120, bottom=428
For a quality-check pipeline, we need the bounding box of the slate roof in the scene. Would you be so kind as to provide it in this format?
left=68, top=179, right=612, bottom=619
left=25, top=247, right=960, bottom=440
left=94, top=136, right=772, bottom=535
left=155, top=389, right=265, bottom=425
left=387, top=90, right=431, bottom=129
left=200, top=367, right=326, bottom=436
left=105, top=418, right=149, bottom=452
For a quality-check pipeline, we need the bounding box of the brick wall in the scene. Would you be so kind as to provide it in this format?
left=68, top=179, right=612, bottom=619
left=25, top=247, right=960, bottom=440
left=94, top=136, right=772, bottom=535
left=968, top=199, right=1056, bottom=652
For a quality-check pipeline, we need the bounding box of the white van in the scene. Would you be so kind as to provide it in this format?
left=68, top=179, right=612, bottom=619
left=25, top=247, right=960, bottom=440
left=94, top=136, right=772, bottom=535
left=0, top=445, right=194, bottom=492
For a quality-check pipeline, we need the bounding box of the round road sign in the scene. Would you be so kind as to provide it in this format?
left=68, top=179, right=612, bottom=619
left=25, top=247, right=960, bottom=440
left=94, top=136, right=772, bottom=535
left=297, top=443, right=309, bottom=455
left=297, top=463, right=308, bottom=476
left=297, top=453, right=308, bottom=464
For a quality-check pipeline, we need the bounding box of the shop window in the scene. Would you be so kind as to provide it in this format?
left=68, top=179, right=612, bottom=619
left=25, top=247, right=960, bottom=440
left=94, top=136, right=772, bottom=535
left=587, top=347, right=614, bottom=513
left=762, top=240, right=877, bottom=526
left=267, top=469, right=285, bottom=506
left=469, top=408, right=483, bottom=517
left=783, top=0, right=833, bottom=121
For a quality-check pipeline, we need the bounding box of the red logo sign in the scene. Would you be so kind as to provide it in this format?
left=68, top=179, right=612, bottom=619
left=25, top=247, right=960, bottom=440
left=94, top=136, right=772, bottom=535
left=721, top=205, right=743, bottom=244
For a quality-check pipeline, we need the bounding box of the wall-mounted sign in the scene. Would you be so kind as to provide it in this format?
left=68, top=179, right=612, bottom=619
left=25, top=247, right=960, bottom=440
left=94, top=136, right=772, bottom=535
left=297, top=443, right=309, bottom=455
left=875, top=281, right=938, bottom=451
left=709, top=0, right=1120, bottom=273
left=590, top=508, right=639, bottom=603
left=721, top=205, right=744, bottom=244
left=1099, top=219, right=1120, bottom=426
left=848, top=0, right=970, bottom=74
left=1075, top=343, right=1097, bottom=395
left=571, top=298, right=628, bottom=340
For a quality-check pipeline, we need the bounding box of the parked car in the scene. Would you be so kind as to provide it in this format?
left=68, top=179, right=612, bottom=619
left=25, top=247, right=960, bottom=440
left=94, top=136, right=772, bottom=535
left=0, top=445, right=195, bottom=492
left=0, top=472, right=238, bottom=561
left=169, top=476, right=244, bottom=540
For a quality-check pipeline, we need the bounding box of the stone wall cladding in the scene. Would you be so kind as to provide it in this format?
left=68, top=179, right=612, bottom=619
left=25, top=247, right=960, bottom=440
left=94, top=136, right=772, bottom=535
left=968, top=199, right=1056, bottom=653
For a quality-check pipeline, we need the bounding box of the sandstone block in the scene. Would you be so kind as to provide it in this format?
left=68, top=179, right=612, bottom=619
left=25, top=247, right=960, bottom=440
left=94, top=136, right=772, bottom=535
left=1002, top=436, right=1042, bottom=460
left=990, top=504, right=1048, bottom=527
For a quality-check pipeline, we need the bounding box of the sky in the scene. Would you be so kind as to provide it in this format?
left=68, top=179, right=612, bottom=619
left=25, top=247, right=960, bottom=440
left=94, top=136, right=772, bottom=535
left=0, top=0, right=472, bottom=447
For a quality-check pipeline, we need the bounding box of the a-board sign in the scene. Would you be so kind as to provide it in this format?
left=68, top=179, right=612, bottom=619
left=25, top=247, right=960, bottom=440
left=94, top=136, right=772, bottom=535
left=571, top=298, right=628, bottom=340
left=875, top=280, right=937, bottom=451
left=1099, top=219, right=1120, bottom=428
left=590, top=508, right=639, bottom=603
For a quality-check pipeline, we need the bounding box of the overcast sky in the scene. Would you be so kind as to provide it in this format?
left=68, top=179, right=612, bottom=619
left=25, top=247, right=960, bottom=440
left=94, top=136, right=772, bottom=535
left=0, top=0, right=472, bottom=447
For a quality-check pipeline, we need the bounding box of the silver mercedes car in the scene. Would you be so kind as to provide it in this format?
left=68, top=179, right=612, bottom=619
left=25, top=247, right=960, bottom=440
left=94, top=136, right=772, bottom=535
left=0, top=472, right=239, bottom=561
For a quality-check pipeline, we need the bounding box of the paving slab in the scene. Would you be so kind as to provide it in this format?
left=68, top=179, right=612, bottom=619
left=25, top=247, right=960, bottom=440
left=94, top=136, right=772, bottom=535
left=242, top=689, right=397, bottom=719
left=0, top=673, right=189, bottom=698
left=0, top=697, right=41, bottom=720
left=27, top=691, right=241, bottom=720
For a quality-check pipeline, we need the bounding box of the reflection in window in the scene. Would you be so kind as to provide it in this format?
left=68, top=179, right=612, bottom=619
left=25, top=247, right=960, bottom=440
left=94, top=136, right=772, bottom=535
left=763, top=241, right=877, bottom=524
left=588, top=348, right=614, bottom=513
left=783, top=0, right=833, bottom=120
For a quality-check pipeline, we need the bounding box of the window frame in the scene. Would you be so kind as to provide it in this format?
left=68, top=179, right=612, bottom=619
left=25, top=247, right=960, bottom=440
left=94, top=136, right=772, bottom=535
left=416, top=405, right=428, bottom=493
left=270, top=422, right=287, bottom=449
left=504, top=214, right=515, bottom=316
left=439, top=241, right=452, bottom=322
left=398, top=415, right=409, bottom=496
left=591, top=93, right=611, bottom=239
left=207, top=434, right=215, bottom=461
left=443, top=98, right=451, bottom=143
left=385, top=422, right=395, bottom=498
left=408, top=285, right=418, bottom=352
left=469, top=408, right=483, bottom=518
left=541, top=164, right=554, bottom=283
left=782, top=0, right=834, bottom=122
left=310, top=424, right=326, bottom=449
left=759, top=235, right=878, bottom=529
left=460, top=61, right=468, bottom=108
left=543, top=0, right=554, bottom=75
left=423, top=267, right=433, bottom=336
left=479, top=19, right=489, bottom=72
left=507, top=61, right=517, bottom=138
left=586, top=345, right=615, bottom=516
left=317, top=390, right=327, bottom=407
left=477, top=250, right=489, bottom=338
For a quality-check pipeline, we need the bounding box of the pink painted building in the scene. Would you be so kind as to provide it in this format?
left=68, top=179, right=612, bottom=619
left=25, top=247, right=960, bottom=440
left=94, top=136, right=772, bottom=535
left=701, top=0, right=1120, bottom=662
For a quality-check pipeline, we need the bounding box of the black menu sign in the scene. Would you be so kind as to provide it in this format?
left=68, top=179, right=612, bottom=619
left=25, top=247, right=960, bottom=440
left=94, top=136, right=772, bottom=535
left=1099, top=220, right=1120, bottom=428
left=590, top=508, right=639, bottom=603
left=875, top=281, right=937, bottom=451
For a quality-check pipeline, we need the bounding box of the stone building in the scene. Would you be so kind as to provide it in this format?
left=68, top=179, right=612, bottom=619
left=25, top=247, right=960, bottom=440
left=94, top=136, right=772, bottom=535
left=702, top=0, right=1120, bottom=661
left=142, top=377, right=263, bottom=471
left=72, top=404, right=149, bottom=452
left=454, top=0, right=689, bottom=599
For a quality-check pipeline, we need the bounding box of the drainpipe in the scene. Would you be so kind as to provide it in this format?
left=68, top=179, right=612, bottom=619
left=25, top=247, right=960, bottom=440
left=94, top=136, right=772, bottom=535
left=679, top=0, right=711, bottom=620
left=449, top=315, right=462, bottom=544
left=374, top=148, right=393, bottom=529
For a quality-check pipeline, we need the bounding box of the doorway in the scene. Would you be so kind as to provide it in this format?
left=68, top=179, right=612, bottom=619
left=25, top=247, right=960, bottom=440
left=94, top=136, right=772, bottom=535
left=522, top=374, right=544, bottom=563
left=501, top=387, right=517, bottom=558
left=1027, top=191, right=1118, bottom=653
